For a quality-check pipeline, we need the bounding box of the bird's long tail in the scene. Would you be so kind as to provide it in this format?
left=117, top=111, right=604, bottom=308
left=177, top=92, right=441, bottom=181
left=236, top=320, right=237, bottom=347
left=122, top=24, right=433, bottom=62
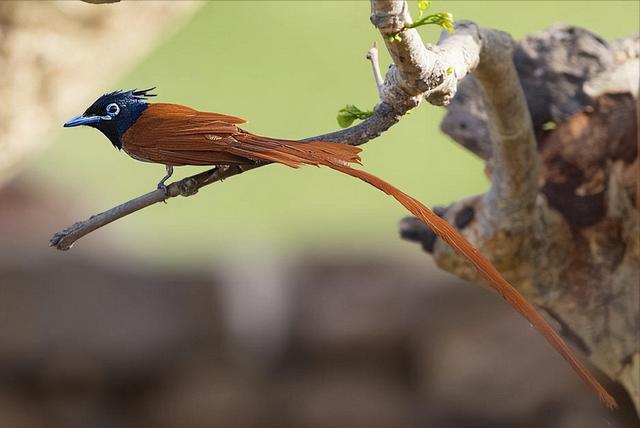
left=327, top=162, right=617, bottom=408
left=251, top=138, right=616, bottom=408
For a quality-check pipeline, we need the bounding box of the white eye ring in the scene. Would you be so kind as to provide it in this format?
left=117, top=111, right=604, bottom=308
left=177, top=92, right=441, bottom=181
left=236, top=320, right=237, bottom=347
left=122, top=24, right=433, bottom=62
left=106, top=103, right=120, bottom=116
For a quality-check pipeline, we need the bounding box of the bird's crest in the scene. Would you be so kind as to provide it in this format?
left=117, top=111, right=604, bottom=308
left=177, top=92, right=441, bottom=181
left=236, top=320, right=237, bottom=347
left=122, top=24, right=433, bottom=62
left=105, top=87, right=157, bottom=100
left=83, top=87, right=156, bottom=116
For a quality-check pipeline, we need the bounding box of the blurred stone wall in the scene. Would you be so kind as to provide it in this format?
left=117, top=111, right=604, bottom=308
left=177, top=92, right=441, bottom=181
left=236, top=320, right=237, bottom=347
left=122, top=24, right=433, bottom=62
left=0, top=179, right=636, bottom=428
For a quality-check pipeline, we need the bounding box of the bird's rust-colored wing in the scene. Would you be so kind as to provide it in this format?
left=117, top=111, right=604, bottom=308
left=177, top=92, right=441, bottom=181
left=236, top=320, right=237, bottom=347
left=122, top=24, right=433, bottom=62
left=121, top=103, right=362, bottom=167
left=121, top=103, right=248, bottom=165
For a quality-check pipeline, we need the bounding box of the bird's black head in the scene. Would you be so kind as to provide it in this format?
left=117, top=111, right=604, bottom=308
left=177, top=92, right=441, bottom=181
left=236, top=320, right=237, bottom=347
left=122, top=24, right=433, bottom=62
left=64, top=88, right=156, bottom=149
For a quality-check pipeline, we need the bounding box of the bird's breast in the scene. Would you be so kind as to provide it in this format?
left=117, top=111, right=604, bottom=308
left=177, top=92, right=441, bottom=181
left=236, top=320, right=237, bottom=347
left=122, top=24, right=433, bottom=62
left=121, top=146, right=154, bottom=164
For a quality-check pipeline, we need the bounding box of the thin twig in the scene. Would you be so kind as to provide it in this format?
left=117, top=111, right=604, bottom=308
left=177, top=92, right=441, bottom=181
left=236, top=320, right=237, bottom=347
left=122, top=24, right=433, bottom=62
left=366, top=42, right=384, bottom=97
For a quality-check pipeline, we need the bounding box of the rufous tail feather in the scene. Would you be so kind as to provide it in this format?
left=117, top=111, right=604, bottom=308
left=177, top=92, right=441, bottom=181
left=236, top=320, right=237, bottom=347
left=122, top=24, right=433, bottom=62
left=327, top=162, right=617, bottom=409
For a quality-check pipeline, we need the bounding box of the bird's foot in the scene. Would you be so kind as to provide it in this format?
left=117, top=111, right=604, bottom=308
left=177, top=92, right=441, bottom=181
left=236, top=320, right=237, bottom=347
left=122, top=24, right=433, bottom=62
left=156, top=165, right=173, bottom=203
left=157, top=182, right=169, bottom=204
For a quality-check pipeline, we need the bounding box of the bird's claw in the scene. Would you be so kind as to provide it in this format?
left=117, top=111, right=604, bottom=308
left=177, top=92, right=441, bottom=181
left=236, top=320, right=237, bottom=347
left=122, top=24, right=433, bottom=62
left=157, top=182, right=169, bottom=203
left=156, top=165, right=173, bottom=203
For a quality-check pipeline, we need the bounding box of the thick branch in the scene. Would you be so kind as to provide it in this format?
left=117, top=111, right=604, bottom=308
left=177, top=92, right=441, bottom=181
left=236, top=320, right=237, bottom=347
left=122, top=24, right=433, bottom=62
left=402, top=21, right=543, bottom=270
left=371, top=1, right=478, bottom=107
left=472, top=26, right=540, bottom=231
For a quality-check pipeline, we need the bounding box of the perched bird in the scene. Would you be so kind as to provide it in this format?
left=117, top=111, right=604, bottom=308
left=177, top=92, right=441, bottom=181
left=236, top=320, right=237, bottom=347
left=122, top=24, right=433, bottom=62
left=64, top=88, right=616, bottom=408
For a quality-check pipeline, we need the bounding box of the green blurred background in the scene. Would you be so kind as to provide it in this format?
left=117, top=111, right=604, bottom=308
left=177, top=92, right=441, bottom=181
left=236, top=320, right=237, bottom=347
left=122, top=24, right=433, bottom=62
left=31, top=1, right=639, bottom=264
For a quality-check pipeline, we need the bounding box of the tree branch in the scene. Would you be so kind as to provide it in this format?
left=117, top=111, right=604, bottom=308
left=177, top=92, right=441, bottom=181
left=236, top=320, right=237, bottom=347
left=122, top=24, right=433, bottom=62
left=51, top=0, right=483, bottom=250
left=472, top=26, right=540, bottom=233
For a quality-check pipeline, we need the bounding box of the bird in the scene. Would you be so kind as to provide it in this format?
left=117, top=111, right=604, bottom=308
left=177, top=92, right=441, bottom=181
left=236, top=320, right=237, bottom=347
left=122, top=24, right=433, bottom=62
left=64, top=88, right=616, bottom=408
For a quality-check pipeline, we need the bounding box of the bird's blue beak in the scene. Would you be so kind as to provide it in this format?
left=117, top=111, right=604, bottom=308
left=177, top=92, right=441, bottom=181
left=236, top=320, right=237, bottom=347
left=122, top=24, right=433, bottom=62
left=63, top=115, right=102, bottom=127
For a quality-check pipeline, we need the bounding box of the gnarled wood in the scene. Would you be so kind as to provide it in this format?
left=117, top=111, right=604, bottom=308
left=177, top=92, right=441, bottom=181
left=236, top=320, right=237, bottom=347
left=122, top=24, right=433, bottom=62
left=402, top=26, right=639, bottom=414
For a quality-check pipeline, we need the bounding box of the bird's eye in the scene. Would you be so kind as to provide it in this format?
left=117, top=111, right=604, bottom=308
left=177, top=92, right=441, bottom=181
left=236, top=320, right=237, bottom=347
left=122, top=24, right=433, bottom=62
left=106, top=103, right=120, bottom=116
